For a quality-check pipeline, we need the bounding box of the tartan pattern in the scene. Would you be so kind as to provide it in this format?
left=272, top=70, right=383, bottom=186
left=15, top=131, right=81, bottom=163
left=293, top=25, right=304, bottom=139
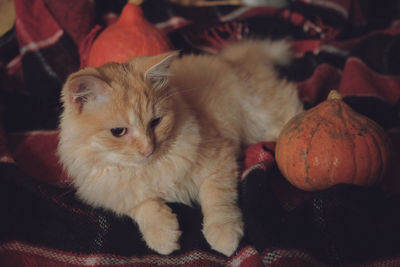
left=1, top=0, right=400, bottom=266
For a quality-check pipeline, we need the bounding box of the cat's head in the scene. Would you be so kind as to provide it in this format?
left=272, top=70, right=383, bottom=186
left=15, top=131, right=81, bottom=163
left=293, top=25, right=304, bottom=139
left=60, top=52, right=181, bottom=166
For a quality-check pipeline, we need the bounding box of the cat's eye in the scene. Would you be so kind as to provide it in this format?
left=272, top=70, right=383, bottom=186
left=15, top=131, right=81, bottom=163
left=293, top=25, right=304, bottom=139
left=110, top=128, right=128, bottom=137
left=150, top=117, right=162, bottom=129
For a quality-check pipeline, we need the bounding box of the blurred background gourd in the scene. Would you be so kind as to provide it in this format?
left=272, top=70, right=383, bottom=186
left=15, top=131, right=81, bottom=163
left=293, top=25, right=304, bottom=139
left=87, top=0, right=172, bottom=67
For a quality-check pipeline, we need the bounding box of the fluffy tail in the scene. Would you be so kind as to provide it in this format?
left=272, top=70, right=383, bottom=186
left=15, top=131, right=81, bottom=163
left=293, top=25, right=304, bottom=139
left=220, top=39, right=292, bottom=67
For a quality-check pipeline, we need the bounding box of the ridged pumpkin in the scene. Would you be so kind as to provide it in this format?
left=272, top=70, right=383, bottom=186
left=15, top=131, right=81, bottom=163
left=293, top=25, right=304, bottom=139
left=275, top=90, right=391, bottom=191
left=87, top=1, right=172, bottom=67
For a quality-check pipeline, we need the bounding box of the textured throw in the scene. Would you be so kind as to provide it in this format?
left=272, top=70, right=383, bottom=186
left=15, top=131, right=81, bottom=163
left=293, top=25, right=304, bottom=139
left=1, top=0, right=400, bottom=266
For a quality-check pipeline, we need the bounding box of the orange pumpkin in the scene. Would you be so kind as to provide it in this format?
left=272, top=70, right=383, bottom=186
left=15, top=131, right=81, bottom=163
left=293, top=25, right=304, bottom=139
left=87, top=2, right=172, bottom=67
left=275, top=90, right=391, bottom=191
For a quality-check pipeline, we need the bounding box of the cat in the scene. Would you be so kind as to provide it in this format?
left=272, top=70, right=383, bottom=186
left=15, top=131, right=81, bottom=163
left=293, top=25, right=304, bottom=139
left=57, top=39, right=304, bottom=256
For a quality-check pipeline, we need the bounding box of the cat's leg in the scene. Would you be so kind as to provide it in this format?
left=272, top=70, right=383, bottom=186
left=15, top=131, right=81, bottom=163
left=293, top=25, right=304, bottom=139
left=199, top=152, right=243, bottom=256
left=133, top=199, right=181, bottom=255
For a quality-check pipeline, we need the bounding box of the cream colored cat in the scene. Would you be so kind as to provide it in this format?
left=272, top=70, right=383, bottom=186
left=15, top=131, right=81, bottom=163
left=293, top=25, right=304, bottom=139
left=58, top=40, right=303, bottom=256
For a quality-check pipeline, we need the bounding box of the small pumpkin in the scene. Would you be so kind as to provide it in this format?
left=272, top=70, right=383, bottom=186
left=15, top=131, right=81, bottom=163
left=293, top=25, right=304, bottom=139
left=87, top=1, right=172, bottom=67
left=275, top=90, right=391, bottom=191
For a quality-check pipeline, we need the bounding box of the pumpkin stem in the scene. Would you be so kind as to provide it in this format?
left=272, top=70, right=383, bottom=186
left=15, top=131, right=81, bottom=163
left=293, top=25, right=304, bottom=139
left=328, top=90, right=342, bottom=101
left=168, top=0, right=242, bottom=6
left=128, top=0, right=144, bottom=5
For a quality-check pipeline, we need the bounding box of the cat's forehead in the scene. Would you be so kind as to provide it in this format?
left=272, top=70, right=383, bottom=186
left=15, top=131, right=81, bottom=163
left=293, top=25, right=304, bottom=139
left=99, top=62, right=145, bottom=88
left=101, top=98, right=151, bottom=127
left=98, top=66, right=152, bottom=100
left=109, top=88, right=154, bottom=118
left=106, top=87, right=156, bottom=126
left=95, top=62, right=161, bottom=123
left=110, top=70, right=145, bottom=92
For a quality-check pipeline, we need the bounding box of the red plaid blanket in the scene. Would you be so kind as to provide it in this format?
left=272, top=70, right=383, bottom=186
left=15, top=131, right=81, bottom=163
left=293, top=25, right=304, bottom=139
left=1, top=0, right=400, bottom=266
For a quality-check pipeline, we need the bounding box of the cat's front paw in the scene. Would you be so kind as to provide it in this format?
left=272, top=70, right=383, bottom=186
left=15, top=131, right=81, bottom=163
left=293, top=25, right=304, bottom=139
left=203, top=218, right=244, bottom=256
left=135, top=201, right=181, bottom=255
left=143, top=211, right=181, bottom=255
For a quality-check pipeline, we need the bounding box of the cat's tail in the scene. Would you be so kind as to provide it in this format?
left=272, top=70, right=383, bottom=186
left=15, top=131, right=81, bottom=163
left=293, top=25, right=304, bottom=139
left=220, top=39, right=292, bottom=67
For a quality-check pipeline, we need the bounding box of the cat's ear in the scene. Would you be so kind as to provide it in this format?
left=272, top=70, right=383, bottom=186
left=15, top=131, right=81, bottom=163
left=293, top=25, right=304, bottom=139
left=63, top=72, right=111, bottom=113
left=144, top=51, right=179, bottom=90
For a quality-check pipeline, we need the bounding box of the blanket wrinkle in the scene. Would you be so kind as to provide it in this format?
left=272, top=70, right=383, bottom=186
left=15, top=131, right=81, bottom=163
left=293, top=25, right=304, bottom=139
left=1, top=0, right=400, bottom=266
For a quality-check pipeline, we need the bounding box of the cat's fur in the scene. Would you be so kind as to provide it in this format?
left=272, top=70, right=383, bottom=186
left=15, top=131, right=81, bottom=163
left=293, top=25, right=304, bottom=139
left=58, top=40, right=304, bottom=256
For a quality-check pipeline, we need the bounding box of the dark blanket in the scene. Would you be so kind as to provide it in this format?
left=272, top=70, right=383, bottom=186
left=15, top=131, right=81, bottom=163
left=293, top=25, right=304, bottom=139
left=1, top=0, right=400, bottom=266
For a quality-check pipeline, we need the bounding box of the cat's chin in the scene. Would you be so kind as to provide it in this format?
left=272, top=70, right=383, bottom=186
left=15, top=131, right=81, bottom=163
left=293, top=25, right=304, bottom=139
left=118, top=157, right=155, bottom=167
left=103, top=153, right=154, bottom=167
left=117, top=160, right=148, bottom=167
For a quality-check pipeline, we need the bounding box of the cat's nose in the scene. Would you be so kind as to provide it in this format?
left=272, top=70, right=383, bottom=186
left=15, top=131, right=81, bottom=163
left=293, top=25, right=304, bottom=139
left=140, top=146, right=154, bottom=157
